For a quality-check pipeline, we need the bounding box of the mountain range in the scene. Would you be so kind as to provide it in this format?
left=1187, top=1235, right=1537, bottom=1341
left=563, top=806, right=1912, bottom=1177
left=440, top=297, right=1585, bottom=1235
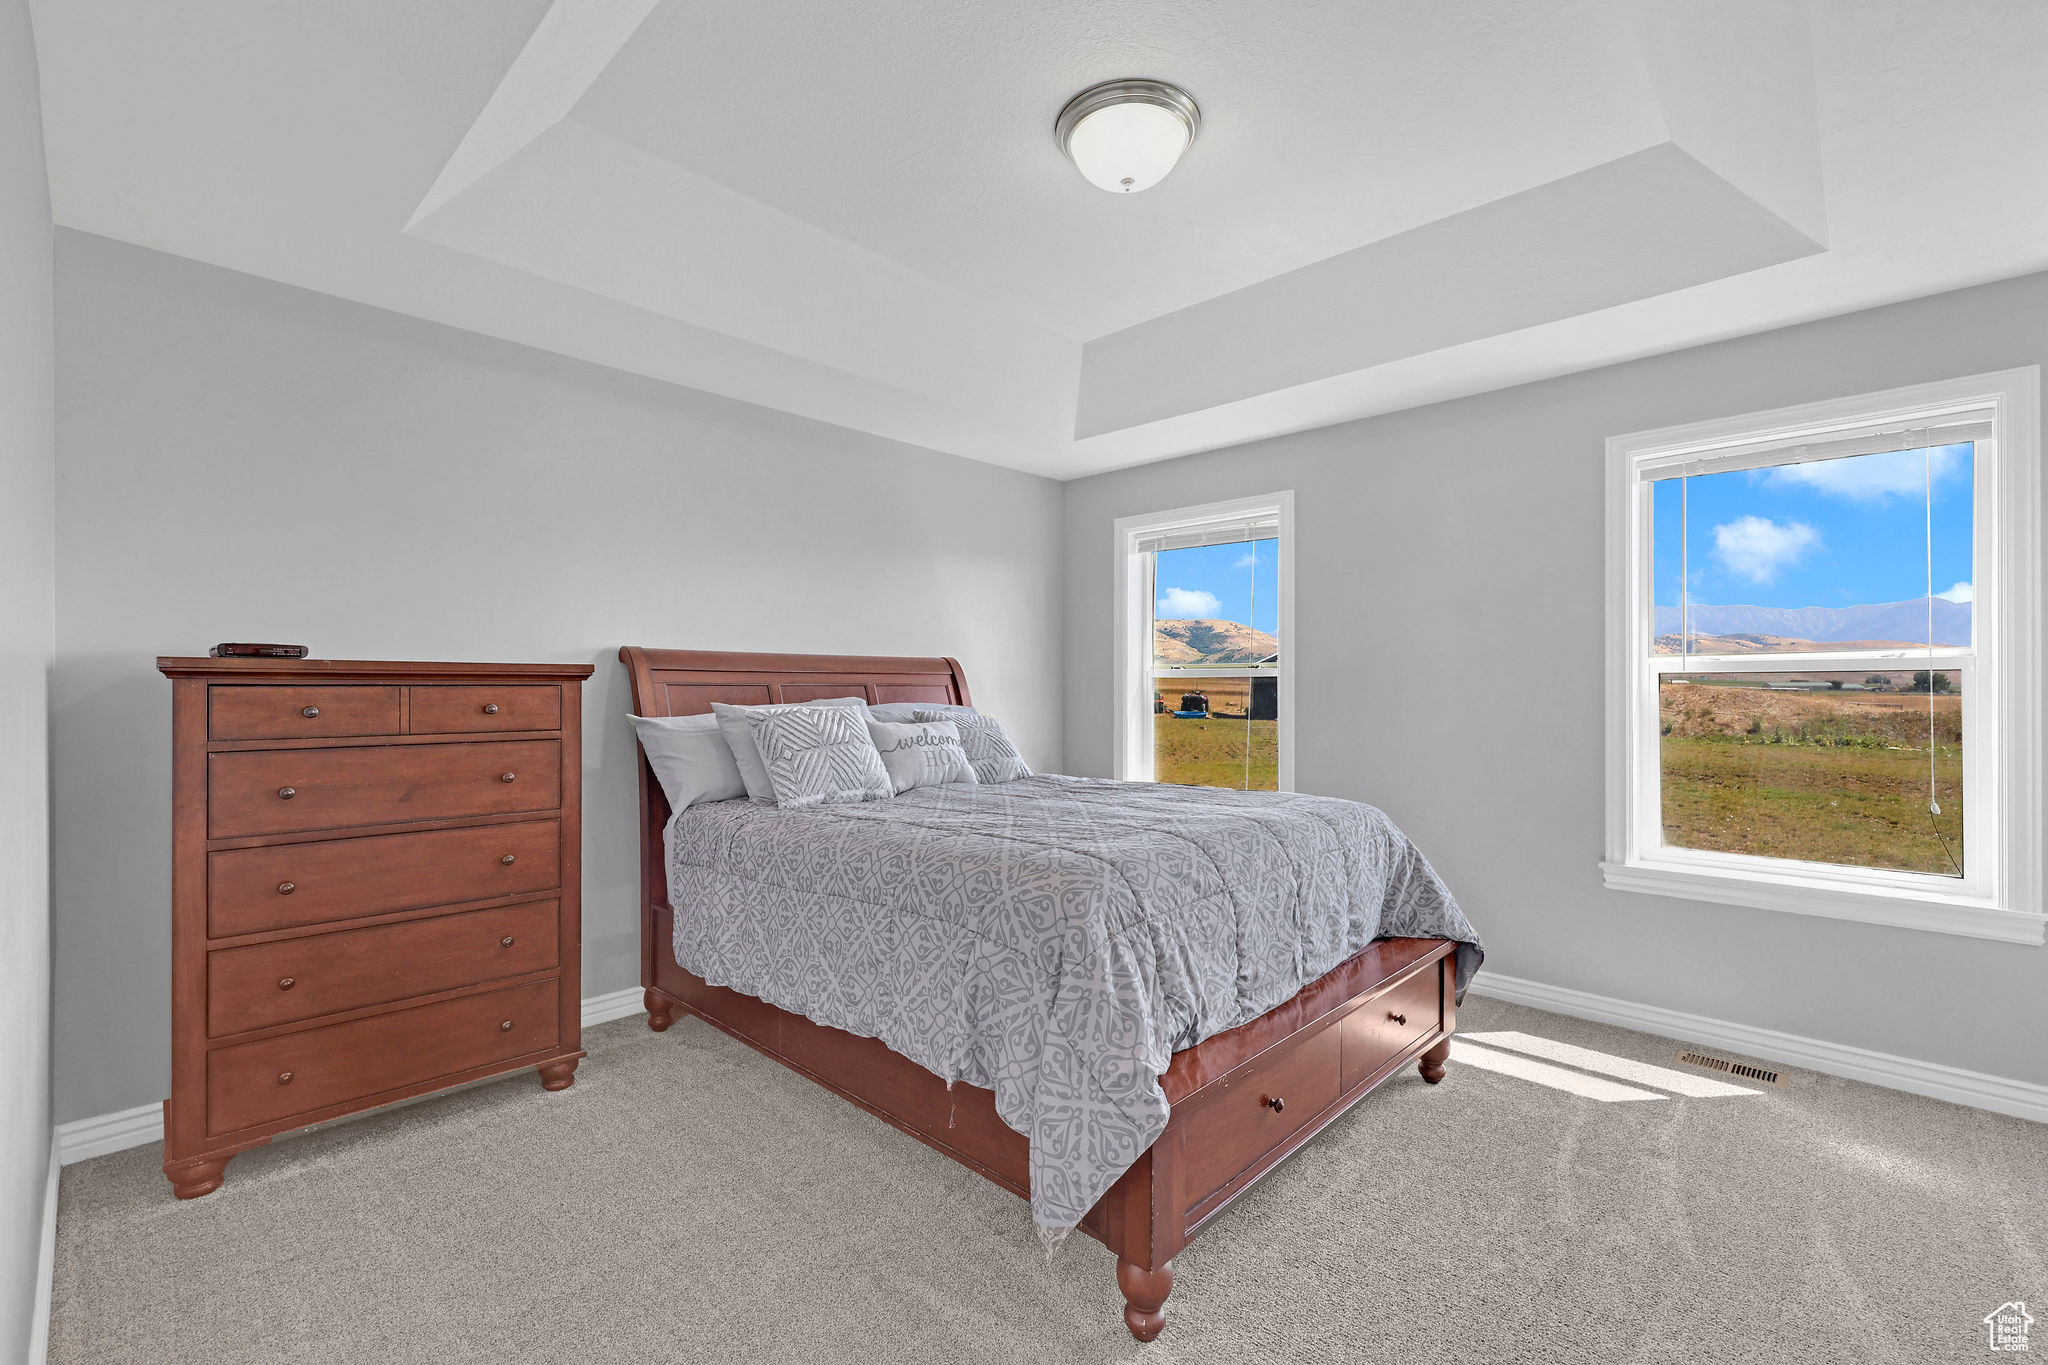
left=1650, top=597, right=1971, bottom=648
left=1154, top=619, right=1279, bottom=665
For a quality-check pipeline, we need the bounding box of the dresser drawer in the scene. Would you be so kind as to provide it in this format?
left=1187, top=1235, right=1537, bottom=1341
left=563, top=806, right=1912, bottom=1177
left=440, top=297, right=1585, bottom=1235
left=410, top=685, right=561, bottom=734
left=1180, top=1022, right=1342, bottom=1204
left=208, top=820, right=560, bottom=937
left=210, top=686, right=401, bottom=741
left=1340, top=964, right=1443, bottom=1092
left=207, top=978, right=559, bottom=1135
left=208, top=900, right=559, bottom=1035
left=208, top=740, right=561, bottom=838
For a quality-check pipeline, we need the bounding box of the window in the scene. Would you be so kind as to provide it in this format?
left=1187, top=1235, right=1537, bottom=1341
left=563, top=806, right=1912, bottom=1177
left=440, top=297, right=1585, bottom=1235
left=1605, top=370, right=2041, bottom=943
left=1113, top=493, right=1293, bottom=790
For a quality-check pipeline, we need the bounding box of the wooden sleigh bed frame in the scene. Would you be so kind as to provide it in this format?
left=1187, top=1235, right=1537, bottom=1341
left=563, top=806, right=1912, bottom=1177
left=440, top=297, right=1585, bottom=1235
left=620, top=646, right=1457, bottom=1341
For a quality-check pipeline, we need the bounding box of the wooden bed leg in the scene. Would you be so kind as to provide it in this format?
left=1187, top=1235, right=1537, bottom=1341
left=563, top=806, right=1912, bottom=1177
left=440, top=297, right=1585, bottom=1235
left=537, top=1058, right=579, bottom=1091
left=1419, top=1037, right=1451, bottom=1084
left=645, top=989, right=676, bottom=1032
left=1117, top=1258, right=1174, bottom=1342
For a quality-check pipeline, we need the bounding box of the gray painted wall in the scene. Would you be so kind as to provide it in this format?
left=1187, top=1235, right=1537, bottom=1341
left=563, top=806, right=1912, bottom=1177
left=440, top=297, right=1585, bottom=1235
left=0, top=0, right=55, bottom=1355
left=1063, top=269, right=2048, bottom=1089
left=51, top=231, right=1065, bottom=1125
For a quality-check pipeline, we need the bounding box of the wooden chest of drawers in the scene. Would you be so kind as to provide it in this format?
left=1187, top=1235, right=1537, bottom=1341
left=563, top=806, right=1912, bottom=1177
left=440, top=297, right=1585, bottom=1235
left=157, top=657, right=594, bottom=1199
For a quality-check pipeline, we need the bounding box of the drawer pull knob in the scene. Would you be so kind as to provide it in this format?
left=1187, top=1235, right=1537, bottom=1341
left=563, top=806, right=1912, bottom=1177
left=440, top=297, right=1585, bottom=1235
left=1265, top=1095, right=1285, bottom=1113
left=500, top=772, right=516, bottom=783
left=1388, top=1012, right=1407, bottom=1026
left=277, top=1071, right=293, bottom=1085
left=483, top=703, right=500, bottom=715
left=500, top=935, right=515, bottom=947
left=301, top=706, right=320, bottom=718
left=501, top=854, right=516, bottom=865
left=277, top=881, right=295, bottom=895
left=500, top=1019, right=514, bottom=1031
left=277, top=977, right=295, bottom=990
left=277, top=786, right=296, bottom=800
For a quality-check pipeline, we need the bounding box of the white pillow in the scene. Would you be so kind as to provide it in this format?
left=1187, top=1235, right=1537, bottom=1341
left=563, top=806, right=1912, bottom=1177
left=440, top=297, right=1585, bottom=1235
left=866, top=719, right=978, bottom=795
left=710, top=696, right=868, bottom=804
left=628, top=713, right=746, bottom=812
left=867, top=701, right=977, bottom=724
left=747, top=705, right=892, bottom=809
left=914, top=709, right=1031, bottom=784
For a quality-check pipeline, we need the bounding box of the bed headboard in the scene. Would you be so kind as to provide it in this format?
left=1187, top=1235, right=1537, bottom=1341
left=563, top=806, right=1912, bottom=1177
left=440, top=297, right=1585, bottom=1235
left=615, top=646, right=972, bottom=986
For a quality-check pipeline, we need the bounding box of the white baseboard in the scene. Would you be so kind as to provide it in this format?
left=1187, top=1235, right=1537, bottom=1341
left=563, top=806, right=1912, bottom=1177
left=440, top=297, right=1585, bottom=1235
left=580, top=986, right=645, bottom=1028
left=55, top=986, right=649, bottom=1167
left=29, top=1131, right=58, bottom=1365
left=1469, top=970, right=2048, bottom=1125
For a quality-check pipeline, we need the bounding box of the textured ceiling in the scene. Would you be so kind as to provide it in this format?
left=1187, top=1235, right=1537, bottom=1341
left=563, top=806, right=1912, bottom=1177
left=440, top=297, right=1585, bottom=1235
left=30, top=0, right=2048, bottom=478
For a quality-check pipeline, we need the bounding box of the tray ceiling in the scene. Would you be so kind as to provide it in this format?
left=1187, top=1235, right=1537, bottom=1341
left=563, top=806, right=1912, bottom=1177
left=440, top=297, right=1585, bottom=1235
left=31, top=0, right=2048, bottom=478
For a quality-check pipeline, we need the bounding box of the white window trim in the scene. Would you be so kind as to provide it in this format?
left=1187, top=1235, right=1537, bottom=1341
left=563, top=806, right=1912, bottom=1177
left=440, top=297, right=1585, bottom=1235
left=1113, top=491, right=1295, bottom=790
left=1603, top=369, right=2043, bottom=945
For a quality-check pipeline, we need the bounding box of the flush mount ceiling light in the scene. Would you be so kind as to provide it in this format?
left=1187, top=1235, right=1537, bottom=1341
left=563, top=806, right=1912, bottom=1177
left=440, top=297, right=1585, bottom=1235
left=1054, top=78, right=1201, bottom=194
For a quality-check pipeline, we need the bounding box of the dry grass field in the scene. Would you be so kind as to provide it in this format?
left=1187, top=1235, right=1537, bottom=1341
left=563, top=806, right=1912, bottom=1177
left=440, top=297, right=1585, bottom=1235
left=1658, top=679, right=1964, bottom=875
left=1151, top=677, right=1279, bottom=790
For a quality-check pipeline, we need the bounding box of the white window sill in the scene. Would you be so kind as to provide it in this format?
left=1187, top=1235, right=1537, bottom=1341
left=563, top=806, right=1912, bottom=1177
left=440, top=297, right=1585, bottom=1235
left=1600, top=859, right=2046, bottom=945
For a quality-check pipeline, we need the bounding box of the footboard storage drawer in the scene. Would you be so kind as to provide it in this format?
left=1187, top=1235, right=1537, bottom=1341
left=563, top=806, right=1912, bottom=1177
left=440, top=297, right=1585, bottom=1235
left=207, top=899, right=561, bottom=1036
left=210, top=685, right=402, bottom=741
left=160, top=657, right=591, bottom=1199
left=409, top=685, right=562, bottom=734
left=208, top=820, right=561, bottom=937
left=207, top=978, right=561, bottom=1134
left=208, top=739, right=562, bottom=838
left=1340, top=961, right=1444, bottom=1092
left=1179, top=1022, right=1343, bottom=1203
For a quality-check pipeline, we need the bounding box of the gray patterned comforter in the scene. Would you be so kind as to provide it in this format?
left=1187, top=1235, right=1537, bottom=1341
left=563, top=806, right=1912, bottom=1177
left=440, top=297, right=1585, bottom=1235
left=665, top=774, right=1481, bottom=1233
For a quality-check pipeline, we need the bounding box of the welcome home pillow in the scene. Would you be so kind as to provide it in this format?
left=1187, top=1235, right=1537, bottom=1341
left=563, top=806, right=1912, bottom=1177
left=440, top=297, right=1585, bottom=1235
left=746, top=704, right=892, bottom=809
left=866, top=719, right=977, bottom=795
left=914, top=709, right=1030, bottom=784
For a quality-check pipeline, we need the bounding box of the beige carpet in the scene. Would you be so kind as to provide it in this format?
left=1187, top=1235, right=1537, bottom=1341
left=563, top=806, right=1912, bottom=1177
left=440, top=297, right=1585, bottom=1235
left=51, top=995, right=2045, bottom=1364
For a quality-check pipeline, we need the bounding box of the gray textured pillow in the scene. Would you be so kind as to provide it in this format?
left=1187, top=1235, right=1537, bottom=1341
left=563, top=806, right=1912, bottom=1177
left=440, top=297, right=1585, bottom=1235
left=747, top=705, right=891, bottom=809
left=628, top=713, right=746, bottom=812
left=866, top=719, right=977, bottom=795
left=866, top=701, right=977, bottom=724
left=914, top=709, right=1030, bottom=784
left=710, top=697, right=867, bottom=803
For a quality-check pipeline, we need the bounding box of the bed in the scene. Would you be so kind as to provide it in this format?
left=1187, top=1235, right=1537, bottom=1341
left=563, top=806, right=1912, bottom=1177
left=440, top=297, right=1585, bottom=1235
left=620, top=646, right=1480, bottom=1340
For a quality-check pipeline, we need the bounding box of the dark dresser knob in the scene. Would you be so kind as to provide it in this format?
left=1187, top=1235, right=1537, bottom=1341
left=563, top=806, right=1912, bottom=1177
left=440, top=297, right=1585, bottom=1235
left=277, top=881, right=295, bottom=895
left=1388, top=1012, right=1407, bottom=1026
left=500, top=936, right=515, bottom=948
left=483, top=703, right=500, bottom=715
left=277, top=1071, right=293, bottom=1085
left=277, top=977, right=294, bottom=990
left=277, top=786, right=296, bottom=800
left=500, top=772, right=516, bottom=783
left=301, top=706, right=320, bottom=718
left=499, top=1019, right=514, bottom=1031
left=1264, top=1096, right=1285, bottom=1113
left=500, top=854, right=516, bottom=865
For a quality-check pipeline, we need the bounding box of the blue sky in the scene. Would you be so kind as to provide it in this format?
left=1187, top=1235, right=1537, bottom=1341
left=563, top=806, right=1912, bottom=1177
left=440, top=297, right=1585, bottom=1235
left=1154, top=540, right=1280, bottom=637
left=1653, top=443, right=1973, bottom=612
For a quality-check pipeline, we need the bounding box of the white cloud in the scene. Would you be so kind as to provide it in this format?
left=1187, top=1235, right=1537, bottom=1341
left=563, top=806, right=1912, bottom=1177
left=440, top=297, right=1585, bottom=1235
left=1156, top=587, right=1222, bottom=619
left=1233, top=549, right=1259, bottom=569
left=1936, top=580, right=1973, bottom=603
left=1759, top=444, right=1965, bottom=502
left=1711, top=515, right=1820, bottom=584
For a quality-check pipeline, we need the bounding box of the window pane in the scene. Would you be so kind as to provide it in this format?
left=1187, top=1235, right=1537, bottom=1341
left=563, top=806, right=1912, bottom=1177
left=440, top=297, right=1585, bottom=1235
left=1658, top=671, right=1963, bottom=876
left=1650, top=443, right=1974, bottom=653
left=1152, top=674, right=1279, bottom=790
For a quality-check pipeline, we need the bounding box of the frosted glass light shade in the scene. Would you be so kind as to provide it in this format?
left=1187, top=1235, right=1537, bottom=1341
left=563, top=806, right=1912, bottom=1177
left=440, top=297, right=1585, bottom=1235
left=1055, top=80, right=1200, bottom=195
